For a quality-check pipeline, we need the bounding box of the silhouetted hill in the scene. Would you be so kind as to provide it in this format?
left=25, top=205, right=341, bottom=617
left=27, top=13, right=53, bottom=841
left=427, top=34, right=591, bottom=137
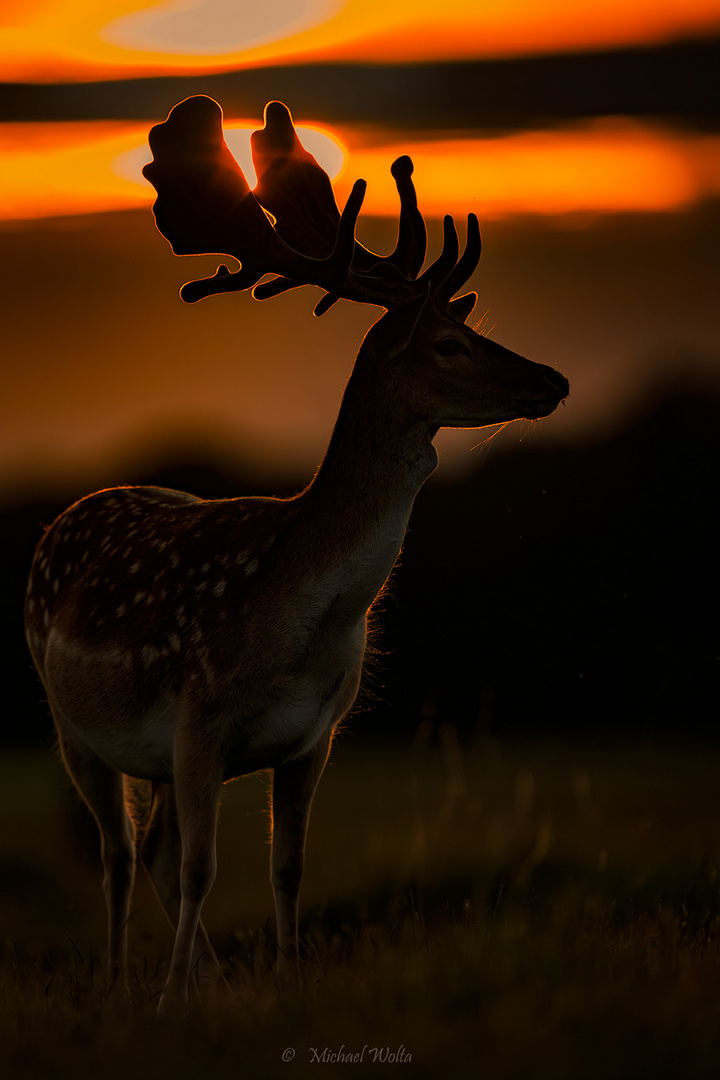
left=3, top=379, right=717, bottom=748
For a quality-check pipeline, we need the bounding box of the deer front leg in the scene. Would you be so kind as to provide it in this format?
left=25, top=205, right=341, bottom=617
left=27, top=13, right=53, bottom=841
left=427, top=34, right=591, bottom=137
left=157, top=738, right=223, bottom=1015
left=271, top=731, right=332, bottom=987
left=141, top=782, right=234, bottom=1006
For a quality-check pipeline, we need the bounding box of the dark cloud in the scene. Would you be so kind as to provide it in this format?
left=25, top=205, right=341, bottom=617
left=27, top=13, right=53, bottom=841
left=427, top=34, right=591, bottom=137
left=1, top=37, right=719, bottom=130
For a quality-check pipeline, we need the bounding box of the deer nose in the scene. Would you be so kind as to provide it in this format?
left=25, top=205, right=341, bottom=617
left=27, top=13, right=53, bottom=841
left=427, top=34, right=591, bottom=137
left=542, top=368, right=569, bottom=397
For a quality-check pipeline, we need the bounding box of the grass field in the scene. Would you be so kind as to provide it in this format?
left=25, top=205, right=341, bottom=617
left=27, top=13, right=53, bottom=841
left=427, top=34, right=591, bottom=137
left=2, top=731, right=720, bottom=1079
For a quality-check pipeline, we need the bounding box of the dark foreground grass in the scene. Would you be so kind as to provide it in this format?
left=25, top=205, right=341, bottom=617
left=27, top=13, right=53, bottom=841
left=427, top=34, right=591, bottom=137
left=2, top=734, right=720, bottom=1079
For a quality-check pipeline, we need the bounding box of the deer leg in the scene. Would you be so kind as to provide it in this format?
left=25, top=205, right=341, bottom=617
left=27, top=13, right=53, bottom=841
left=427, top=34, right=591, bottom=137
left=57, top=727, right=136, bottom=996
left=271, top=730, right=332, bottom=987
left=157, top=739, right=223, bottom=1015
left=141, top=781, right=233, bottom=1004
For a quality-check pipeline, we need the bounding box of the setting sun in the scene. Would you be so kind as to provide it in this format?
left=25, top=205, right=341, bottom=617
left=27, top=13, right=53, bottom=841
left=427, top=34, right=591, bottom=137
left=2, top=116, right=719, bottom=222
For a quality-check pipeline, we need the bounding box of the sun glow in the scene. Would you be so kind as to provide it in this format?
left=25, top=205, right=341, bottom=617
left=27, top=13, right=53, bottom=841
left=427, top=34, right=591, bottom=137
left=1, top=0, right=719, bottom=81
left=338, top=122, right=720, bottom=218
left=2, top=118, right=719, bottom=222
left=0, top=120, right=346, bottom=220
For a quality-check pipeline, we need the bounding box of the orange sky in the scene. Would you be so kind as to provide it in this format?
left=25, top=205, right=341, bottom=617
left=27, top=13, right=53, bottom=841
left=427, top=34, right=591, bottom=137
left=2, top=1, right=720, bottom=220
left=2, top=0, right=720, bottom=498
left=2, top=117, right=720, bottom=222
left=4, top=201, right=719, bottom=500
left=2, top=0, right=720, bottom=82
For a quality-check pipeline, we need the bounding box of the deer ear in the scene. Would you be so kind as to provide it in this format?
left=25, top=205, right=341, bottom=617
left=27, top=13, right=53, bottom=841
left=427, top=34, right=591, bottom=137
left=448, top=292, right=477, bottom=324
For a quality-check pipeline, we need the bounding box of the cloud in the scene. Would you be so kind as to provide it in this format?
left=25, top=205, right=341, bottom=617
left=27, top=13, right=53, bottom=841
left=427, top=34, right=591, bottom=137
left=101, top=0, right=342, bottom=55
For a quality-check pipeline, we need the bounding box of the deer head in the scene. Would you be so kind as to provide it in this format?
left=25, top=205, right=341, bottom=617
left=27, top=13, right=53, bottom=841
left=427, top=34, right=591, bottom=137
left=143, top=95, right=568, bottom=431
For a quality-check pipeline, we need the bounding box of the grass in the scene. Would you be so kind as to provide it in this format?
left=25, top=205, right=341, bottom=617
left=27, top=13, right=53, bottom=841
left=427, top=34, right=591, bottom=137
left=2, top=732, right=720, bottom=1079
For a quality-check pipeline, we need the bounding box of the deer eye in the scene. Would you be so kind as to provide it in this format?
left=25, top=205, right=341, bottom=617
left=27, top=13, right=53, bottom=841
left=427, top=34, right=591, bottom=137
left=435, top=337, right=469, bottom=358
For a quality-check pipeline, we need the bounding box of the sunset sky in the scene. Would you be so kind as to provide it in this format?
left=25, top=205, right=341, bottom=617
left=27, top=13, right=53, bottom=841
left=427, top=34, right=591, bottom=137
left=2, top=0, right=720, bottom=499
left=2, top=0, right=720, bottom=220
left=3, top=0, right=718, bottom=80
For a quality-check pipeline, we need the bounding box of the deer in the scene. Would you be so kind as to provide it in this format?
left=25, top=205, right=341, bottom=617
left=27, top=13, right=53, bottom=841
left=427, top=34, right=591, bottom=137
left=24, top=95, right=568, bottom=1013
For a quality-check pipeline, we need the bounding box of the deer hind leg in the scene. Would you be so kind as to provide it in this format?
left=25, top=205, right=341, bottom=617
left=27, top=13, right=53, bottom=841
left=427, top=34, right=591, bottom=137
left=140, top=781, right=234, bottom=1006
left=271, top=730, right=332, bottom=987
left=56, top=726, right=136, bottom=996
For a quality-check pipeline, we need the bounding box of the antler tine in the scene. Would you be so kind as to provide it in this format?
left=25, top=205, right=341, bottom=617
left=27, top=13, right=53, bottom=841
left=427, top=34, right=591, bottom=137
left=388, top=156, right=427, bottom=279
left=251, top=178, right=367, bottom=306
left=416, top=215, right=459, bottom=292
left=309, top=179, right=368, bottom=314
left=306, top=166, right=427, bottom=316
left=312, top=292, right=342, bottom=318
left=333, top=178, right=367, bottom=268
left=181, top=263, right=250, bottom=304
left=436, top=213, right=482, bottom=302
left=253, top=175, right=421, bottom=314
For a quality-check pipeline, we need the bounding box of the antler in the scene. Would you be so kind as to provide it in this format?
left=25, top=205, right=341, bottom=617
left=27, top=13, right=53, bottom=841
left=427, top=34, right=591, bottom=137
left=143, top=96, right=479, bottom=314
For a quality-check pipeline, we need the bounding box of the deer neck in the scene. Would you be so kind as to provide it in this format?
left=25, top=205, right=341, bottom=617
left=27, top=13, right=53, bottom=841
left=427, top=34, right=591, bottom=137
left=295, top=356, right=437, bottom=596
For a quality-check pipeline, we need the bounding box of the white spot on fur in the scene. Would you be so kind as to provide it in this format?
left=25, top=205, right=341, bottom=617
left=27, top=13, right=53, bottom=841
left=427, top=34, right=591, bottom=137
left=141, top=645, right=159, bottom=667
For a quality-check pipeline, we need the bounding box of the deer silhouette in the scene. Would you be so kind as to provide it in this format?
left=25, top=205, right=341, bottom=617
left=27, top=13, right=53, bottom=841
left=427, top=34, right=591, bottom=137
left=24, top=96, right=568, bottom=1012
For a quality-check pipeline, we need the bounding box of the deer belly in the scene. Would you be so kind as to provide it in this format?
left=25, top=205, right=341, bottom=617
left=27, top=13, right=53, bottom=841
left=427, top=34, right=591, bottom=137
left=72, top=709, right=177, bottom=782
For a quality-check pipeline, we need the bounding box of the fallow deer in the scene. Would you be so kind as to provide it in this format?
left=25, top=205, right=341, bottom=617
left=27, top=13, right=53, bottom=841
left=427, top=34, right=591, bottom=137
left=24, top=96, right=568, bottom=1012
